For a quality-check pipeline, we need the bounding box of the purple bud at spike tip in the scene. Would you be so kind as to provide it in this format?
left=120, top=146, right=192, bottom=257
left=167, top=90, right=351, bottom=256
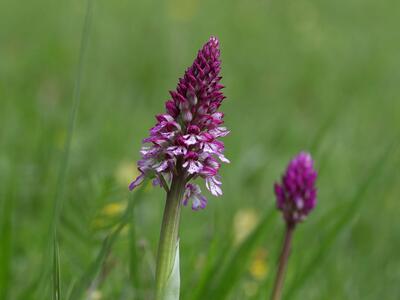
left=129, top=36, right=229, bottom=210
left=274, top=152, right=317, bottom=226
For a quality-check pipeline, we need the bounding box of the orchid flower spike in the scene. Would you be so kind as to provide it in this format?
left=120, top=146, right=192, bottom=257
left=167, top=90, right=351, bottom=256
left=129, top=36, right=229, bottom=210
left=274, top=152, right=317, bottom=227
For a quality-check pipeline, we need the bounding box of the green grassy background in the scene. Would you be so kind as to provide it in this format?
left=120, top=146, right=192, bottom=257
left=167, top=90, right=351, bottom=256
left=1, top=0, right=400, bottom=299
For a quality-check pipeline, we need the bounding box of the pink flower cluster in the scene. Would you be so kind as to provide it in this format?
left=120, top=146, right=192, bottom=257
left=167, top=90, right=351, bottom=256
left=274, top=152, right=317, bottom=226
left=129, top=37, right=229, bottom=210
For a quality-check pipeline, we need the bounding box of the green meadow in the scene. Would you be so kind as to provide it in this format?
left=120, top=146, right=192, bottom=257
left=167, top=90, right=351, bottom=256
left=1, top=0, right=399, bottom=299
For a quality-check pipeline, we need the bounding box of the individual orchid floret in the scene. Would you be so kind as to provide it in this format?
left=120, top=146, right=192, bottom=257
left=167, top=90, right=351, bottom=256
left=183, top=183, right=207, bottom=210
left=129, top=36, right=229, bottom=210
left=274, top=152, right=317, bottom=226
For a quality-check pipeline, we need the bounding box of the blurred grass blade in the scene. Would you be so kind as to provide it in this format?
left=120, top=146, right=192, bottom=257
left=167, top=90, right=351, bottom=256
left=51, top=0, right=92, bottom=227
left=188, top=235, right=231, bottom=300
left=68, top=181, right=147, bottom=300
left=67, top=215, right=126, bottom=300
left=308, top=98, right=346, bottom=154
left=1, top=165, right=17, bottom=299
left=27, top=0, right=93, bottom=298
left=285, top=142, right=397, bottom=299
left=68, top=232, right=116, bottom=300
left=0, top=185, right=14, bottom=300
left=129, top=193, right=141, bottom=293
left=53, top=234, right=61, bottom=300
left=195, top=210, right=275, bottom=300
left=164, top=240, right=180, bottom=300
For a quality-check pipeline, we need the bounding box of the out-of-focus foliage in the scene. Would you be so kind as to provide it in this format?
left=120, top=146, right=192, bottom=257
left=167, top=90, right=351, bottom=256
left=1, top=0, right=400, bottom=299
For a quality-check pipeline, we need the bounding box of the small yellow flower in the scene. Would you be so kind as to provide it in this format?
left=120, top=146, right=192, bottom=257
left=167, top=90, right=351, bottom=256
left=233, top=209, right=259, bottom=245
left=88, top=290, right=102, bottom=300
left=91, top=201, right=127, bottom=230
left=115, top=160, right=138, bottom=187
left=249, top=247, right=269, bottom=281
left=101, top=202, right=127, bottom=216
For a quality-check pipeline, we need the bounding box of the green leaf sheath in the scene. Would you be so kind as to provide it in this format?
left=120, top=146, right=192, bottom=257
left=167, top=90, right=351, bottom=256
left=155, top=175, right=186, bottom=300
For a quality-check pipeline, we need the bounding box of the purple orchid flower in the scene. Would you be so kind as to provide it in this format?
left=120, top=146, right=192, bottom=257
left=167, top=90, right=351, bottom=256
left=274, top=152, right=317, bottom=226
left=129, top=36, right=229, bottom=210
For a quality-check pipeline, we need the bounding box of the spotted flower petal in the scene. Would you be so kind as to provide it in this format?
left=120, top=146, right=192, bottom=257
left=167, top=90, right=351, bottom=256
left=183, top=183, right=208, bottom=210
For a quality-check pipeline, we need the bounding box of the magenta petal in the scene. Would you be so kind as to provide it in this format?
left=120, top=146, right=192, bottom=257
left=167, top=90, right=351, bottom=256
left=129, top=173, right=145, bottom=191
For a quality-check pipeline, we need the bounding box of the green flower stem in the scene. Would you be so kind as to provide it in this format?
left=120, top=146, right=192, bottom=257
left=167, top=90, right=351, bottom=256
left=271, top=224, right=295, bottom=300
left=155, top=173, right=186, bottom=299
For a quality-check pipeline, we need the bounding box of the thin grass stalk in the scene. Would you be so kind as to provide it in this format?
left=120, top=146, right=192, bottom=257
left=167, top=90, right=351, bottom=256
left=18, top=0, right=92, bottom=293
left=0, top=176, right=15, bottom=300
left=51, top=0, right=92, bottom=228
left=67, top=181, right=147, bottom=300
left=52, top=233, right=61, bottom=300
left=129, top=196, right=140, bottom=293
